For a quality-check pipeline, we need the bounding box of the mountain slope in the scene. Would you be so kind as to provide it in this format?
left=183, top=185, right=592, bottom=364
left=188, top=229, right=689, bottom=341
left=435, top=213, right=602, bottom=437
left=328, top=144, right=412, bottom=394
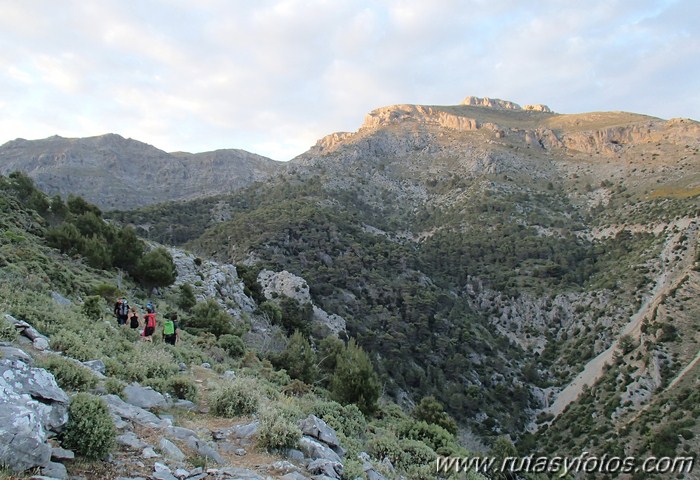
left=36, top=97, right=700, bottom=460
left=0, top=133, right=284, bottom=210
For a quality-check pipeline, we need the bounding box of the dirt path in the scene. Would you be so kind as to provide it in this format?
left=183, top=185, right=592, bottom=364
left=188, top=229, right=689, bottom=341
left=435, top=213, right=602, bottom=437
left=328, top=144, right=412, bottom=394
left=545, top=221, right=697, bottom=419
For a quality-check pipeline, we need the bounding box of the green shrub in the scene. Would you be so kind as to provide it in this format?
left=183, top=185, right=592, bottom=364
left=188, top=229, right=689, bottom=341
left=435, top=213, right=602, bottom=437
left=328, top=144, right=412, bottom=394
left=257, top=406, right=302, bottom=451
left=397, top=419, right=456, bottom=455
left=61, top=393, right=115, bottom=459
left=210, top=377, right=260, bottom=417
left=273, top=330, right=317, bottom=383
left=330, top=339, right=380, bottom=414
left=39, top=356, right=97, bottom=392
left=307, top=400, right=367, bottom=438
left=177, top=283, right=197, bottom=312
left=50, top=331, right=101, bottom=362
left=104, top=377, right=126, bottom=397
left=81, top=295, right=103, bottom=320
left=167, top=376, right=198, bottom=402
left=218, top=334, right=246, bottom=358
left=0, top=317, right=18, bottom=341
left=341, top=459, right=365, bottom=480
left=185, top=299, right=234, bottom=338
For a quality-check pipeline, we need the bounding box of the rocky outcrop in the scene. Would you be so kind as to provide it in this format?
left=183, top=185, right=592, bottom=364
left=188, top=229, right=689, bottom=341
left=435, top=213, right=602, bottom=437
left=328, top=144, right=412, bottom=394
left=461, top=96, right=523, bottom=110
left=169, top=247, right=256, bottom=317
left=0, top=358, right=69, bottom=472
left=257, top=270, right=347, bottom=338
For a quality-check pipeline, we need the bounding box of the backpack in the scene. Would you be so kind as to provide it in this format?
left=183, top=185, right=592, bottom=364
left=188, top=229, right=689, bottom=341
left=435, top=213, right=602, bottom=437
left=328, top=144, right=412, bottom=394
left=163, top=320, right=175, bottom=336
left=145, top=313, right=156, bottom=329
left=129, top=313, right=139, bottom=328
left=119, top=302, right=129, bottom=316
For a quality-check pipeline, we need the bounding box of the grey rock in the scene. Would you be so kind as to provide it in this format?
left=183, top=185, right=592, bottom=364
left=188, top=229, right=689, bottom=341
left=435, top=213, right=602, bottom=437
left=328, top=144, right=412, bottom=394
left=82, top=359, right=106, bottom=375
left=51, top=291, right=72, bottom=306
left=0, top=345, right=33, bottom=364
left=154, top=461, right=171, bottom=473
left=286, top=448, right=306, bottom=462
left=111, top=412, right=130, bottom=430
left=214, top=467, right=265, bottom=479
left=269, top=460, right=298, bottom=474
left=170, top=399, right=197, bottom=411
left=50, top=447, right=74, bottom=461
left=33, top=337, right=50, bottom=351
left=366, top=469, right=387, bottom=480
left=201, top=362, right=211, bottom=369
left=178, top=362, right=187, bottom=372
left=103, top=394, right=164, bottom=428
left=307, top=459, right=343, bottom=479
left=116, top=432, right=148, bottom=450
left=281, top=473, right=309, bottom=480
left=153, top=472, right=178, bottom=480
left=222, top=370, right=236, bottom=380
left=185, top=436, right=224, bottom=465
left=235, top=448, right=246, bottom=456
left=159, top=437, right=186, bottom=462
left=215, top=420, right=259, bottom=442
left=123, top=383, right=167, bottom=410
left=188, top=467, right=204, bottom=476
left=0, top=359, right=69, bottom=472
left=143, top=447, right=160, bottom=459
left=41, top=461, right=67, bottom=480
left=165, top=425, right=199, bottom=441
left=299, top=415, right=340, bottom=448
left=173, top=468, right=190, bottom=479
left=299, top=436, right=342, bottom=463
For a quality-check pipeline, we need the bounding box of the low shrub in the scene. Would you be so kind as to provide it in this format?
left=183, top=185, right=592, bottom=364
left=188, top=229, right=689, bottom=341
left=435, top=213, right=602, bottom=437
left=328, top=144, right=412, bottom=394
left=104, top=377, right=126, bottom=397
left=167, top=375, right=198, bottom=402
left=210, top=377, right=260, bottom=417
left=257, top=406, right=302, bottom=451
left=218, top=334, right=246, bottom=358
left=50, top=331, right=101, bottom=362
left=61, top=393, right=115, bottom=459
left=39, top=355, right=97, bottom=392
left=0, top=317, right=18, bottom=341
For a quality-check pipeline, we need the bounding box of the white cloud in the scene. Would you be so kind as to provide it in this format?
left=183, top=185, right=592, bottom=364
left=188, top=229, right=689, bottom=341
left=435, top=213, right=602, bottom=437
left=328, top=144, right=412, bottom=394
left=0, top=0, right=698, bottom=159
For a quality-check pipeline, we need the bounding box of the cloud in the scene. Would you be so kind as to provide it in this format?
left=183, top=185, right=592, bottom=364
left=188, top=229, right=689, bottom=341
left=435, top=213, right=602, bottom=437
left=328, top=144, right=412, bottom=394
left=0, top=0, right=698, bottom=159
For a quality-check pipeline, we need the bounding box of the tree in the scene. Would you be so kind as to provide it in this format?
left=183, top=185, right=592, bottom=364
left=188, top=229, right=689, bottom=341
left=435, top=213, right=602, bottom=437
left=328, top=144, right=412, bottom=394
left=330, top=339, right=380, bottom=414
left=177, top=283, right=197, bottom=312
left=134, top=247, right=177, bottom=291
left=112, top=226, right=145, bottom=272
left=412, top=395, right=458, bottom=435
left=184, top=299, right=234, bottom=338
left=274, top=330, right=318, bottom=384
left=67, top=194, right=102, bottom=217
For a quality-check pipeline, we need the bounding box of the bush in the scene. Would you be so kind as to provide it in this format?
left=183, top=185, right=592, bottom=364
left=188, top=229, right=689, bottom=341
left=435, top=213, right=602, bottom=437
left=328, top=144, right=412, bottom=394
left=50, top=331, right=101, bottom=362
left=104, top=377, right=126, bottom=396
left=134, top=247, right=177, bottom=291
left=330, top=339, right=380, bottom=414
left=412, top=395, right=458, bottom=435
left=273, top=330, right=317, bottom=384
left=177, top=283, right=197, bottom=312
left=61, top=393, right=115, bottom=459
left=218, top=334, right=246, bottom=358
left=81, top=295, right=103, bottom=320
left=257, top=406, right=302, bottom=451
left=185, top=299, right=234, bottom=338
left=39, top=356, right=97, bottom=392
left=167, top=376, right=198, bottom=402
left=210, top=377, right=260, bottom=417
left=0, top=317, right=18, bottom=341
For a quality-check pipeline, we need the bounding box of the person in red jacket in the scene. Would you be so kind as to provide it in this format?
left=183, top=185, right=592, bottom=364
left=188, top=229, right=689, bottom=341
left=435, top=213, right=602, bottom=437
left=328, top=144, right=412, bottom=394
left=142, top=304, right=157, bottom=342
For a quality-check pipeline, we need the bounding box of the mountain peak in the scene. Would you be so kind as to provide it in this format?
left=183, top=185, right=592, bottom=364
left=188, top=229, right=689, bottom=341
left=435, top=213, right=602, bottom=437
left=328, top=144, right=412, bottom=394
left=461, top=95, right=552, bottom=113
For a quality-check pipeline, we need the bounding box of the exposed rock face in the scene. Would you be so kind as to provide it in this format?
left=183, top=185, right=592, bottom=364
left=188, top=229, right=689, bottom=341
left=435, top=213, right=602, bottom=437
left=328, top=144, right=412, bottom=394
left=257, top=270, right=347, bottom=338
left=461, top=96, right=523, bottom=110
left=0, top=359, right=69, bottom=472
left=168, top=247, right=256, bottom=317
left=0, top=134, right=284, bottom=210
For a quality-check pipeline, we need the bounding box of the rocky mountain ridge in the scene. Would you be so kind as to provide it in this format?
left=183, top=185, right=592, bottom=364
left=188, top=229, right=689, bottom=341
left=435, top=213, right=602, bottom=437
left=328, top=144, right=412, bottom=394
left=0, top=133, right=284, bottom=210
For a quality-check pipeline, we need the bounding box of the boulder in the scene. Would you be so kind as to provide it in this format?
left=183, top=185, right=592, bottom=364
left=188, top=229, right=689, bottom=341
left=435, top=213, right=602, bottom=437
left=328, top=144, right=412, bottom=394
left=123, top=383, right=167, bottom=410
left=0, top=344, right=33, bottom=364
left=298, top=436, right=342, bottom=463
left=116, top=432, right=149, bottom=450
left=40, top=460, right=68, bottom=480
left=102, top=394, right=164, bottom=428
left=82, top=360, right=106, bottom=376
left=159, top=437, right=185, bottom=462
left=307, top=458, right=343, bottom=479
left=299, top=415, right=340, bottom=449
left=185, top=436, right=225, bottom=465
left=0, top=359, right=69, bottom=472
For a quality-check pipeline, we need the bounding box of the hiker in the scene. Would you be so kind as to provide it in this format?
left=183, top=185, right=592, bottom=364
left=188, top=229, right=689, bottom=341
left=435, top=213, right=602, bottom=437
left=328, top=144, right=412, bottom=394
left=114, top=297, right=129, bottom=326
left=142, top=305, right=157, bottom=342
left=128, top=306, right=140, bottom=330
left=162, top=312, right=179, bottom=345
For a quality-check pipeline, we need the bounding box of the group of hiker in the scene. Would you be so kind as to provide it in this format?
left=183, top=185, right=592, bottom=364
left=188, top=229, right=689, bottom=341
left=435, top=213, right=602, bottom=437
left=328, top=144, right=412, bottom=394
left=113, top=297, right=179, bottom=345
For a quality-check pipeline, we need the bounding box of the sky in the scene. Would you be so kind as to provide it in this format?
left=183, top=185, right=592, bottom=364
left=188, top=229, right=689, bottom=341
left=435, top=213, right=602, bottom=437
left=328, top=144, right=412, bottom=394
left=1, top=0, right=698, bottom=161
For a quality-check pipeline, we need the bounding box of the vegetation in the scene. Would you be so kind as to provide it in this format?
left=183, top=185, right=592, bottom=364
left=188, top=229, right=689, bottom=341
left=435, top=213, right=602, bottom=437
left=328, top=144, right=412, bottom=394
left=61, top=393, right=116, bottom=459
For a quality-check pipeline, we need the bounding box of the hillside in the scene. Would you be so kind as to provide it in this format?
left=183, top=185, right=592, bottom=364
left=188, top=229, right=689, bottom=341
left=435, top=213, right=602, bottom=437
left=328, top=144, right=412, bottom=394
left=0, top=134, right=284, bottom=210
left=0, top=173, right=491, bottom=480
left=111, top=97, right=700, bottom=471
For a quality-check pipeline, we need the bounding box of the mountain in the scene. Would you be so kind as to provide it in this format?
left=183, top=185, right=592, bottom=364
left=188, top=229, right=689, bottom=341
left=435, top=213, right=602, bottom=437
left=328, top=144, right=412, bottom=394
left=0, top=133, right=284, bottom=210
left=5, top=96, right=700, bottom=469
left=111, top=97, right=700, bottom=461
